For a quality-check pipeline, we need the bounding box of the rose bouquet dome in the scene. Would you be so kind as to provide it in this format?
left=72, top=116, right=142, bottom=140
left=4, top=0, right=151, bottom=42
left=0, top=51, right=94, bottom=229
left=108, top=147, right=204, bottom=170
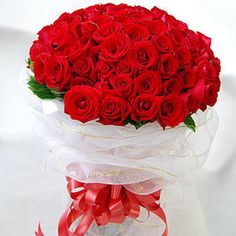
left=29, top=3, right=220, bottom=129
left=25, top=3, right=221, bottom=236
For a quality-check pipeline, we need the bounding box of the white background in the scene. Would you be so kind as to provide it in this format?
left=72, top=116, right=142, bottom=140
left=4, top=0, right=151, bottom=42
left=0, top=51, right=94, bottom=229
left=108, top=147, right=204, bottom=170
left=0, top=0, right=236, bottom=235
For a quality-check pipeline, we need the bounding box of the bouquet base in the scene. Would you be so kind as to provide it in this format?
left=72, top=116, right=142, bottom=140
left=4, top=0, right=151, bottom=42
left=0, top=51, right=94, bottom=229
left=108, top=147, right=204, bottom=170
left=66, top=177, right=208, bottom=236
left=85, top=178, right=209, bottom=236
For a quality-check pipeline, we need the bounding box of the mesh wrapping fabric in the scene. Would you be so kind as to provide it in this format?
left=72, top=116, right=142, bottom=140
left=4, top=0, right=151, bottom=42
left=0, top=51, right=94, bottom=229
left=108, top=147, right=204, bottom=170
left=21, top=69, right=218, bottom=195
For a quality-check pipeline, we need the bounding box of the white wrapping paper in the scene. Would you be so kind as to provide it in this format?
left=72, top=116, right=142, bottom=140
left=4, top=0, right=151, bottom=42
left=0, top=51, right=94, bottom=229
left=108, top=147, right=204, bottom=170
left=21, top=69, right=218, bottom=235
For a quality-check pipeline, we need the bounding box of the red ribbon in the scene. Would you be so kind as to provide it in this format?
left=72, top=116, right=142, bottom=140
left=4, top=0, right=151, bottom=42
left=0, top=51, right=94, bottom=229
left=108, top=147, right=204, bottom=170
left=35, top=223, right=44, bottom=236
left=57, top=177, right=168, bottom=236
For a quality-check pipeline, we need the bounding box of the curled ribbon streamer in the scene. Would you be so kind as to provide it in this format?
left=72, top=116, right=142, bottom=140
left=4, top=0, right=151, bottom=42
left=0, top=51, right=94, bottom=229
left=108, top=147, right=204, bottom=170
left=35, top=224, right=44, bottom=236
left=57, top=177, right=168, bottom=236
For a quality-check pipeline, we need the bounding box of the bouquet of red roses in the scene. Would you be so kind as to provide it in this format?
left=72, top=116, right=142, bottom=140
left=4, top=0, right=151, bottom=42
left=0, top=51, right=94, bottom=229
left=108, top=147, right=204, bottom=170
left=25, top=3, right=220, bottom=236
left=28, top=3, right=220, bottom=130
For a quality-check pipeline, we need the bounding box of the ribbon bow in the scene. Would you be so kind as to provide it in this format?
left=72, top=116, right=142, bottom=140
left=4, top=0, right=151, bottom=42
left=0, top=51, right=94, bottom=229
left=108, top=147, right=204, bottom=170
left=58, top=177, right=168, bottom=236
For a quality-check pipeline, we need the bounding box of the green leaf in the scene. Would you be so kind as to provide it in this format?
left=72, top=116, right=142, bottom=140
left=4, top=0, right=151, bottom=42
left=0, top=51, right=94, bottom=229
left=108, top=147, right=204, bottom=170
left=49, top=87, right=66, bottom=97
left=27, top=58, right=34, bottom=72
left=124, top=118, right=131, bottom=125
left=184, top=114, right=196, bottom=132
left=124, top=118, right=149, bottom=129
left=27, top=75, right=57, bottom=99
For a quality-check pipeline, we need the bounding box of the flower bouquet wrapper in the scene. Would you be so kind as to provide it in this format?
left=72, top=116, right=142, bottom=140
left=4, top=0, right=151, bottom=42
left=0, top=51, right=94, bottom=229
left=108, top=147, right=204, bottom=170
left=22, top=3, right=221, bottom=235
left=22, top=69, right=218, bottom=236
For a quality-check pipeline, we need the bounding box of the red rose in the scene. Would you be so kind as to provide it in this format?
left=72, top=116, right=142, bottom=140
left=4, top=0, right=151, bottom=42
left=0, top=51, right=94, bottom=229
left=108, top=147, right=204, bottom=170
left=158, top=94, right=188, bottom=128
left=130, top=41, right=158, bottom=69
left=60, top=41, right=81, bottom=63
left=212, top=57, right=221, bottom=74
left=30, top=40, right=52, bottom=62
left=114, top=15, right=134, bottom=25
left=185, top=30, right=200, bottom=52
left=79, top=33, right=93, bottom=53
left=70, top=76, right=95, bottom=87
left=88, top=45, right=102, bottom=63
left=158, top=54, right=179, bottom=78
left=151, top=6, right=167, bottom=19
left=89, top=15, right=114, bottom=27
left=95, top=78, right=111, bottom=91
left=83, top=6, right=101, bottom=20
left=180, top=68, right=197, bottom=89
left=64, top=85, right=100, bottom=122
left=54, top=12, right=75, bottom=25
left=197, top=60, right=217, bottom=81
left=37, top=26, right=51, bottom=45
left=71, top=8, right=84, bottom=20
left=105, top=3, right=129, bottom=14
left=94, top=4, right=112, bottom=14
left=164, top=15, right=187, bottom=30
left=205, top=82, right=218, bottom=107
left=152, top=33, right=174, bottom=54
left=181, top=93, right=200, bottom=113
left=109, top=74, right=133, bottom=97
left=127, top=8, right=153, bottom=21
left=124, top=23, right=150, bottom=42
left=162, top=78, right=182, bottom=95
left=169, top=27, right=186, bottom=47
left=50, top=21, right=75, bottom=49
left=187, top=79, right=205, bottom=105
left=197, top=32, right=211, bottom=48
left=108, top=5, right=126, bottom=14
left=116, top=60, right=133, bottom=75
left=93, top=22, right=122, bottom=43
left=134, top=70, right=162, bottom=95
left=96, top=60, right=115, bottom=78
left=72, top=56, right=94, bottom=77
left=80, top=21, right=98, bottom=34
left=194, top=49, right=214, bottom=65
left=99, top=91, right=131, bottom=125
left=68, top=16, right=83, bottom=39
left=101, top=33, right=131, bottom=61
left=175, top=47, right=192, bottom=68
left=33, top=53, right=51, bottom=84
left=140, top=19, right=167, bottom=36
left=214, top=76, right=221, bottom=92
left=45, top=55, right=69, bottom=91
left=130, top=94, right=161, bottom=121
